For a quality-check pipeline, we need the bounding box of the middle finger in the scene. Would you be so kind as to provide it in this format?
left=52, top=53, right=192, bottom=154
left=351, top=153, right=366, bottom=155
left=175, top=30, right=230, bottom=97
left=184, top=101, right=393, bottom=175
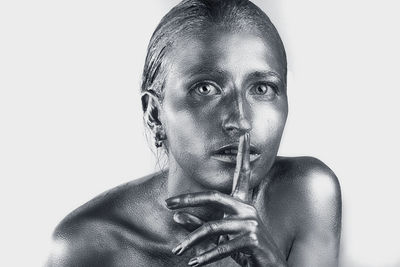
left=172, top=219, right=255, bottom=255
left=165, top=191, right=245, bottom=214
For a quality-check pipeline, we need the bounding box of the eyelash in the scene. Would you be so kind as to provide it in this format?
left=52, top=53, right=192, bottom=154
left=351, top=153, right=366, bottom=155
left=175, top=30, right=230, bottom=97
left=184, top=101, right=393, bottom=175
left=248, top=82, right=279, bottom=98
left=189, top=81, right=279, bottom=98
left=189, top=81, right=222, bottom=96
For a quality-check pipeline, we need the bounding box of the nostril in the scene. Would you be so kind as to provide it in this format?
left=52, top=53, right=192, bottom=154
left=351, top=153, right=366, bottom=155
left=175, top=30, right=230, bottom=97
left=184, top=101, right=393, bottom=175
left=222, top=116, right=252, bottom=135
left=223, top=124, right=238, bottom=133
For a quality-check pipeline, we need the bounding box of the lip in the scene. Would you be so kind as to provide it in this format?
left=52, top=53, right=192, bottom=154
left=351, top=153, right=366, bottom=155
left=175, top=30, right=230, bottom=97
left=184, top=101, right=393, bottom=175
left=211, top=143, right=261, bottom=164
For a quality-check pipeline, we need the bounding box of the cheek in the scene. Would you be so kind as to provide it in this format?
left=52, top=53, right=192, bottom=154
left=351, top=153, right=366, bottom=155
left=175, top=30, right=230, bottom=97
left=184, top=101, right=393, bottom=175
left=249, top=105, right=287, bottom=187
left=162, top=106, right=209, bottom=161
left=162, top=93, right=222, bottom=153
left=252, top=105, right=287, bottom=146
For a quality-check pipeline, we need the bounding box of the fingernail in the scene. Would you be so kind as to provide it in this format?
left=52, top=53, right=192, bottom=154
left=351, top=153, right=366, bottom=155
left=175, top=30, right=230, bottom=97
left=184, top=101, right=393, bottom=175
left=173, top=212, right=193, bottom=225
left=188, top=257, right=199, bottom=266
left=172, top=244, right=183, bottom=255
left=165, top=197, right=179, bottom=206
left=173, top=212, right=183, bottom=223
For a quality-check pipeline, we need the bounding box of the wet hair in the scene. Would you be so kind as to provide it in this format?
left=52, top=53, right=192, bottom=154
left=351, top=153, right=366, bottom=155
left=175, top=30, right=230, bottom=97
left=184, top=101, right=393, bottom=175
left=141, top=0, right=286, bottom=161
left=141, top=0, right=287, bottom=108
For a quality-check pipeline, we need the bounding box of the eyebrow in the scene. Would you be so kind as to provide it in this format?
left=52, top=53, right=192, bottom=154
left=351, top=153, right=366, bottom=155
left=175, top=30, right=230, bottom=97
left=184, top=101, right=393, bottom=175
left=186, top=67, right=282, bottom=80
left=246, top=71, right=284, bottom=84
left=184, top=66, right=286, bottom=88
left=185, top=65, right=228, bottom=79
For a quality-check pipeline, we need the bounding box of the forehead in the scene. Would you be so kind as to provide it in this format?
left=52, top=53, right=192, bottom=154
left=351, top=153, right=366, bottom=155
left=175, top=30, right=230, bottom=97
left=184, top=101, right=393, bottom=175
left=167, top=28, right=286, bottom=82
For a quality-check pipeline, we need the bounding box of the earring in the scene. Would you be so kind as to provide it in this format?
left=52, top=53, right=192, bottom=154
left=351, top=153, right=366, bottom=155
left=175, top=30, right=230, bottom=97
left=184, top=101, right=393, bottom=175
left=154, top=125, right=166, bottom=148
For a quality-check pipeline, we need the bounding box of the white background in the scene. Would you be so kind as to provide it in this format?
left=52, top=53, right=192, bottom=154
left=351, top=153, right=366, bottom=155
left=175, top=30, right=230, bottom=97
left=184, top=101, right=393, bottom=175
left=1, top=0, right=399, bottom=266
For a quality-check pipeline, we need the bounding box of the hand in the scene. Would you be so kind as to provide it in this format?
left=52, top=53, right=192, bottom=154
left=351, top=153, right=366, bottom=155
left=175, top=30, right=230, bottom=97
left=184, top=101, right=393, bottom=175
left=166, top=133, right=288, bottom=267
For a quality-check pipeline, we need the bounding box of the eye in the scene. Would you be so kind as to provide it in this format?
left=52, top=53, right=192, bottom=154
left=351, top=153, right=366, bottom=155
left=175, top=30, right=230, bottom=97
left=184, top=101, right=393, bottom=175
left=249, top=83, right=278, bottom=99
left=252, top=83, right=274, bottom=95
left=191, top=82, right=221, bottom=96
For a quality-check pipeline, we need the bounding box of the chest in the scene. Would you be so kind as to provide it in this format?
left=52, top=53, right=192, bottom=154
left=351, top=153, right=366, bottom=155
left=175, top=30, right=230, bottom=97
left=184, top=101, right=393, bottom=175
left=112, top=245, right=241, bottom=267
left=109, top=184, right=294, bottom=266
left=111, top=212, right=293, bottom=267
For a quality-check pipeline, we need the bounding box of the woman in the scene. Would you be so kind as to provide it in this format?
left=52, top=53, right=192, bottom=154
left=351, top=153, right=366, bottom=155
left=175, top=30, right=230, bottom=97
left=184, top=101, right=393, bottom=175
left=47, top=0, right=341, bottom=266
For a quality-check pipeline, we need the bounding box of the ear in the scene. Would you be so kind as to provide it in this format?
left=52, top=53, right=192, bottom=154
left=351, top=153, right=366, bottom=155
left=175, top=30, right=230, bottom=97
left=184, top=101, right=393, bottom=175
left=141, top=90, right=163, bottom=131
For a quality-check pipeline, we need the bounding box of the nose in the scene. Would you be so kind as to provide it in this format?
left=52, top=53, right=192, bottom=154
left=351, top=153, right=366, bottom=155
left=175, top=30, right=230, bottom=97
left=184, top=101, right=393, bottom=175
left=222, top=94, right=252, bottom=136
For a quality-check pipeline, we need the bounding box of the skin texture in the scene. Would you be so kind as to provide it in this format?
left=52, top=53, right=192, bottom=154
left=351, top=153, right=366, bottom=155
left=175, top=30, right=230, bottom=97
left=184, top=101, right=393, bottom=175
left=161, top=30, right=287, bottom=196
left=47, top=29, right=342, bottom=266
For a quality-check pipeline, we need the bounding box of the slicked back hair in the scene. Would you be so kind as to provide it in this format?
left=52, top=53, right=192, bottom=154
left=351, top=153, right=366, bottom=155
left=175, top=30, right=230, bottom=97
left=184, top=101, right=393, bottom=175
left=141, top=0, right=286, bottom=105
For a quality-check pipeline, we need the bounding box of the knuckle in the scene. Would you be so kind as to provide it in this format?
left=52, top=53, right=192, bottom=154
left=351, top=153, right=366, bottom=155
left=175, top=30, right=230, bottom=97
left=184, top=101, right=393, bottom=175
left=182, top=195, right=192, bottom=204
left=248, top=233, right=259, bottom=247
left=204, top=223, right=213, bottom=233
left=182, top=198, right=190, bottom=205
left=216, top=245, right=228, bottom=255
left=243, top=205, right=257, bottom=217
left=205, top=222, right=219, bottom=233
left=249, top=205, right=257, bottom=213
left=248, top=220, right=259, bottom=231
left=210, top=190, right=221, bottom=201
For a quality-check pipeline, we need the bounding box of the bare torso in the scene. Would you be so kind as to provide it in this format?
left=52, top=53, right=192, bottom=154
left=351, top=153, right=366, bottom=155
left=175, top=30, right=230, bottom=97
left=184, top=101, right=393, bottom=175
left=47, top=156, right=341, bottom=267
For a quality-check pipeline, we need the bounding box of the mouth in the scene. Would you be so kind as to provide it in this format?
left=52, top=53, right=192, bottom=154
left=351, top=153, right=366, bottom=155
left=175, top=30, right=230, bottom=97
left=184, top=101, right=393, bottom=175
left=211, top=144, right=261, bottom=164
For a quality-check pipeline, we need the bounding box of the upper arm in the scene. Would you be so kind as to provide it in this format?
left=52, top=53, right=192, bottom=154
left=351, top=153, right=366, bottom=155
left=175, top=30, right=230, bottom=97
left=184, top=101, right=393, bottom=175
left=46, top=238, right=111, bottom=267
left=46, top=221, right=115, bottom=267
left=287, top=158, right=342, bottom=267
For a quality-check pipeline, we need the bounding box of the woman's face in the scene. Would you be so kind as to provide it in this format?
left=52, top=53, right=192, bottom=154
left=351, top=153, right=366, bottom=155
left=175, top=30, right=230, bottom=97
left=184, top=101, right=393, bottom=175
left=160, top=28, right=288, bottom=193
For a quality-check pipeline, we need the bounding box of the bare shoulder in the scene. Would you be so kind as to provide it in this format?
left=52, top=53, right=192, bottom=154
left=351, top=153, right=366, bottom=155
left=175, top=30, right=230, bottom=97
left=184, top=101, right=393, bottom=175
left=268, top=156, right=341, bottom=229
left=265, top=156, right=342, bottom=266
left=46, top=171, right=168, bottom=267
left=46, top=216, right=120, bottom=266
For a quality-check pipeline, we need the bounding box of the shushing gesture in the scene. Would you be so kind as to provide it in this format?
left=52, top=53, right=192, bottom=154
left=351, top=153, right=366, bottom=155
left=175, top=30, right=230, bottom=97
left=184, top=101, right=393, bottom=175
left=166, top=133, right=288, bottom=267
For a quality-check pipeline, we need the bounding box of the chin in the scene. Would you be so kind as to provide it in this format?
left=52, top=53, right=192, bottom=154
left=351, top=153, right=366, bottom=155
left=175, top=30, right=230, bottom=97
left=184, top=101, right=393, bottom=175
left=193, top=167, right=235, bottom=194
left=194, top=168, right=264, bottom=195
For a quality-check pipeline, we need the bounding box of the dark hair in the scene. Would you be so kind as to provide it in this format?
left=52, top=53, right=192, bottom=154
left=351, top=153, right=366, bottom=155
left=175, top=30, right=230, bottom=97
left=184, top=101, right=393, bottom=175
left=141, top=0, right=287, bottom=106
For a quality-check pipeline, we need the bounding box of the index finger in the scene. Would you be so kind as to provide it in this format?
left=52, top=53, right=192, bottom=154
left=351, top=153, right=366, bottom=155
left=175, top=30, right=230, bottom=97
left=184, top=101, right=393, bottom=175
left=231, top=133, right=250, bottom=202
